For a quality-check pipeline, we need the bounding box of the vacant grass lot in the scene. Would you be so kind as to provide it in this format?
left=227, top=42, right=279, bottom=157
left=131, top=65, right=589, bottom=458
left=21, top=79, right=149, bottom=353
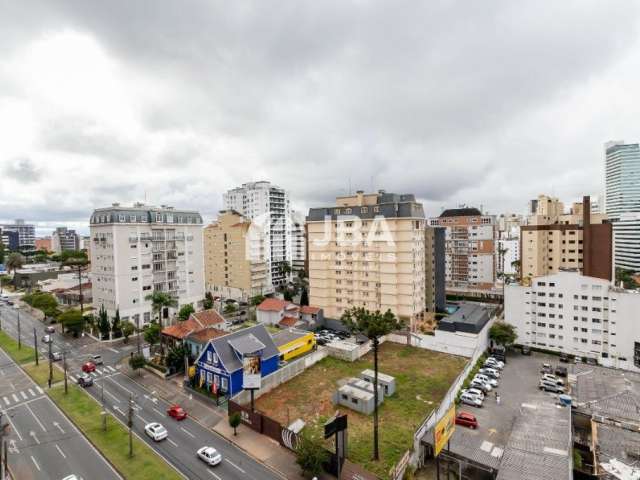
left=49, top=385, right=182, bottom=480
left=255, top=342, right=466, bottom=478
left=23, top=362, right=65, bottom=386
left=0, top=330, right=37, bottom=364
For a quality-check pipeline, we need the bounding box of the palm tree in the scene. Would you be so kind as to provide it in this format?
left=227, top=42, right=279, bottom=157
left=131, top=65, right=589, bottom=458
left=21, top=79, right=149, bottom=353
left=341, top=307, right=403, bottom=461
left=144, top=291, right=178, bottom=328
left=6, top=252, right=25, bottom=274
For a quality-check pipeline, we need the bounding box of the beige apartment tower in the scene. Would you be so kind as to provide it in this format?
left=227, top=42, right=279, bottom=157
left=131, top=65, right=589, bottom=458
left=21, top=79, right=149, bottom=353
left=307, top=190, right=426, bottom=328
left=521, top=195, right=613, bottom=282
left=203, top=210, right=270, bottom=301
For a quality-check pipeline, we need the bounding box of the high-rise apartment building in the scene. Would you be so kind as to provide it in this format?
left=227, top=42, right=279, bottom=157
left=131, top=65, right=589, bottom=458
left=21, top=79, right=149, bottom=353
left=223, top=181, right=292, bottom=286
left=425, top=226, right=446, bottom=312
left=605, top=141, right=640, bottom=272
left=428, top=208, right=497, bottom=291
left=521, top=195, right=612, bottom=282
left=307, top=190, right=427, bottom=328
left=90, top=203, right=205, bottom=327
left=0, top=219, right=36, bottom=250
left=203, top=210, right=270, bottom=301
left=291, top=210, right=306, bottom=276
left=506, top=270, right=640, bottom=372
left=51, top=227, right=80, bottom=253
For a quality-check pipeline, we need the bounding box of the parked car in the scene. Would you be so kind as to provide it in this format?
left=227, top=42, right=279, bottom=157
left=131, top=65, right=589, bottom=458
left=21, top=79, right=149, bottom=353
left=555, top=366, right=568, bottom=378
left=91, top=355, right=103, bottom=366
left=470, top=379, right=492, bottom=393
left=167, top=404, right=188, bottom=421
left=586, top=357, right=598, bottom=366
left=474, top=374, right=498, bottom=388
left=478, top=368, right=500, bottom=379
left=485, top=358, right=504, bottom=370
left=82, top=361, right=96, bottom=373
left=455, top=412, right=478, bottom=429
left=77, top=374, right=93, bottom=387
left=540, top=363, right=553, bottom=374
left=145, top=423, right=168, bottom=441
left=45, top=325, right=56, bottom=334
left=41, top=335, right=52, bottom=344
left=541, top=374, right=564, bottom=385
left=460, top=392, right=483, bottom=408
left=462, top=387, right=485, bottom=400
left=521, top=345, right=531, bottom=355
left=539, top=380, right=565, bottom=393
left=559, top=353, right=569, bottom=363
left=574, top=356, right=583, bottom=364
left=197, top=446, right=222, bottom=466
left=50, top=351, right=62, bottom=362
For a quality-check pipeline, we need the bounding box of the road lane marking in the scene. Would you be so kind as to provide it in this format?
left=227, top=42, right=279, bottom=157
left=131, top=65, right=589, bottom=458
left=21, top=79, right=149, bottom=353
left=53, top=422, right=65, bottom=434
left=225, top=458, right=246, bottom=473
left=107, top=376, right=134, bottom=396
left=30, top=431, right=40, bottom=445
left=95, top=369, right=103, bottom=375
left=30, top=455, right=41, bottom=471
left=104, top=390, right=120, bottom=403
left=26, top=404, right=47, bottom=432
left=11, top=394, right=18, bottom=402
left=20, top=391, right=27, bottom=400
left=180, top=427, right=195, bottom=438
left=4, top=411, right=23, bottom=441
left=3, top=397, right=9, bottom=406
left=28, top=389, right=35, bottom=397
left=114, top=406, right=126, bottom=416
left=167, top=438, right=178, bottom=447
left=208, top=471, right=221, bottom=480
left=153, top=407, right=163, bottom=416
left=55, top=444, right=67, bottom=459
left=108, top=348, right=119, bottom=353
left=69, top=375, right=76, bottom=383
left=107, top=365, right=117, bottom=372
left=36, top=386, right=43, bottom=394
left=136, top=414, right=149, bottom=424
left=90, top=372, right=98, bottom=377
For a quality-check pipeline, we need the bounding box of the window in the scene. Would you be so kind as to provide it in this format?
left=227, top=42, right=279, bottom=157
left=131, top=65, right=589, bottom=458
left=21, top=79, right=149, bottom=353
left=132, top=277, right=138, bottom=281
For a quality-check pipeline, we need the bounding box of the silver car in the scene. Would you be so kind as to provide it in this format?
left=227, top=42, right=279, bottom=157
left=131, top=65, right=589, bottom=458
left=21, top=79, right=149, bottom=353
left=197, top=446, right=222, bottom=466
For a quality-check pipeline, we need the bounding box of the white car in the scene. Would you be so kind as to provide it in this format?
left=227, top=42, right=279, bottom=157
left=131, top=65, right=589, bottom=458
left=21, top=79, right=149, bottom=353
left=460, top=392, right=482, bottom=408
left=478, top=367, right=500, bottom=379
left=462, top=387, right=485, bottom=400
left=541, top=374, right=564, bottom=385
left=470, top=379, right=492, bottom=392
left=485, top=359, right=504, bottom=370
left=197, top=446, right=222, bottom=466
left=474, top=374, right=498, bottom=388
left=144, top=422, right=168, bottom=441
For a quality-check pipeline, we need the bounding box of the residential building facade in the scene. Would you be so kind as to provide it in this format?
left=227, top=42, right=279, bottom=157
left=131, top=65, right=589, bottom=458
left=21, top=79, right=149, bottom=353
left=35, top=237, right=52, bottom=252
left=203, top=210, right=270, bottom=301
left=0, top=219, right=36, bottom=250
left=291, top=210, right=306, bottom=277
left=0, top=228, right=20, bottom=251
left=89, top=203, right=205, bottom=327
left=505, top=270, right=640, bottom=372
left=428, top=208, right=497, bottom=291
left=223, top=181, right=292, bottom=286
left=425, top=226, right=446, bottom=312
left=307, top=190, right=427, bottom=328
left=605, top=141, right=640, bottom=272
left=51, top=227, right=80, bottom=253
left=521, top=195, right=612, bottom=282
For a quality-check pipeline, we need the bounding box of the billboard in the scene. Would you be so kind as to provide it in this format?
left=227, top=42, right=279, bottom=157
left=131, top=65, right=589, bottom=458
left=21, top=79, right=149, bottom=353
left=433, top=405, right=456, bottom=456
left=242, top=353, right=261, bottom=390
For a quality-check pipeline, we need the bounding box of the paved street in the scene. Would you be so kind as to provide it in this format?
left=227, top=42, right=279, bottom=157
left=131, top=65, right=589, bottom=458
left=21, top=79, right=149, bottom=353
left=0, top=301, right=283, bottom=480
left=0, top=347, right=121, bottom=480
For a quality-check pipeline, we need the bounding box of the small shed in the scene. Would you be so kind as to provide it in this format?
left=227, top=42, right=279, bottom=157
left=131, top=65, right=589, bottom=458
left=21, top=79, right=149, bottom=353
left=334, top=384, right=377, bottom=415
left=359, top=369, right=396, bottom=396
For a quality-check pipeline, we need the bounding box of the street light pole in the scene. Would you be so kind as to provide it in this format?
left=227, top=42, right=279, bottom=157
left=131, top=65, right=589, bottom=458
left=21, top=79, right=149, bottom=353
left=33, top=328, right=38, bottom=366
left=128, top=394, right=134, bottom=458
left=63, top=351, right=68, bottom=394
left=136, top=316, right=141, bottom=356
left=48, top=340, right=53, bottom=388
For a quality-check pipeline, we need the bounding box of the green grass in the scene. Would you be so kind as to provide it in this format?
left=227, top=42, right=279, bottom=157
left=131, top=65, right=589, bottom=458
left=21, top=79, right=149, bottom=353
left=23, top=362, right=65, bottom=386
left=255, top=342, right=467, bottom=479
left=0, top=330, right=37, bottom=364
left=49, top=385, right=182, bottom=480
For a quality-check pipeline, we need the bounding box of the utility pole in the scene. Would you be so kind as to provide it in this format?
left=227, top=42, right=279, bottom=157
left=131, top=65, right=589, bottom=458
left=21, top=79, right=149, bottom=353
left=128, top=394, right=134, bottom=458
left=17, top=311, right=20, bottom=349
left=136, top=316, right=141, bottom=356
left=33, top=328, right=38, bottom=366
left=63, top=351, right=68, bottom=394
left=101, top=374, right=107, bottom=431
left=48, top=340, right=53, bottom=388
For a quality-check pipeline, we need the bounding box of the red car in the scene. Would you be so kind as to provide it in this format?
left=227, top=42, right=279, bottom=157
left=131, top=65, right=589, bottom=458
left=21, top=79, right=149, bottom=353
left=167, top=404, right=187, bottom=421
left=455, top=412, right=478, bottom=429
left=82, top=361, right=96, bottom=373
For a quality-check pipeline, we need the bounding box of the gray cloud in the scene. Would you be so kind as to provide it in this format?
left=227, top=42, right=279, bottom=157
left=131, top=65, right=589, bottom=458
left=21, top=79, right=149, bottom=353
left=1, top=0, right=640, bottom=229
left=5, top=158, right=42, bottom=184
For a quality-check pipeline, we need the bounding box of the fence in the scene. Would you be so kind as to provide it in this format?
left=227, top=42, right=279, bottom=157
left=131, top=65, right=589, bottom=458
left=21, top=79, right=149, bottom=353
left=232, top=348, right=328, bottom=404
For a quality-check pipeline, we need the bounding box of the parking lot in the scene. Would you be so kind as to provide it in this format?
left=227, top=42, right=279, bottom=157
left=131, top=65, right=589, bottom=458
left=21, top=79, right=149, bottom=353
left=447, top=351, right=570, bottom=471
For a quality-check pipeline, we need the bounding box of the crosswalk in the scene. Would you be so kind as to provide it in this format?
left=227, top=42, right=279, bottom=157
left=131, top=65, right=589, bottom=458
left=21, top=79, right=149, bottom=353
left=2, top=386, right=44, bottom=408
left=68, top=365, right=118, bottom=383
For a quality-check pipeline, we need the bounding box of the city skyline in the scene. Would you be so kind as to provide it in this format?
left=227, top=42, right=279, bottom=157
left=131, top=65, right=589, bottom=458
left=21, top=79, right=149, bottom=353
left=2, top=1, right=640, bottom=233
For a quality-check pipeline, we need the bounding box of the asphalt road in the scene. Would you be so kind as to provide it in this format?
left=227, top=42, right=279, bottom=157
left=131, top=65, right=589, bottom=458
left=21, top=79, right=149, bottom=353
left=0, top=301, right=283, bottom=480
left=0, top=347, right=121, bottom=480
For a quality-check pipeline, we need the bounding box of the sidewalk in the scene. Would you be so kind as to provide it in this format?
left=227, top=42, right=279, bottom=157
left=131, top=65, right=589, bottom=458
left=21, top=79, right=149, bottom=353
left=123, top=366, right=311, bottom=480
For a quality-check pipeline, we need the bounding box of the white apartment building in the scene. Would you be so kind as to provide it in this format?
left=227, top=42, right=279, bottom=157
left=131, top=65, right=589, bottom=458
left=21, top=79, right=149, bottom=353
left=52, top=227, right=80, bottom=253
left=90, top=203, right=205, bottom=327
left=497, top=237, right=519, bottom=276
left=506, top=270, right=640, bottom=372
left=223, top=181, right=292, bottom=287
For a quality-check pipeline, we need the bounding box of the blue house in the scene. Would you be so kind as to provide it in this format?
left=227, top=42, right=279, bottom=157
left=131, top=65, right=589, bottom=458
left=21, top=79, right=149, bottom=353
left=194, top=324, right=280, bottom=397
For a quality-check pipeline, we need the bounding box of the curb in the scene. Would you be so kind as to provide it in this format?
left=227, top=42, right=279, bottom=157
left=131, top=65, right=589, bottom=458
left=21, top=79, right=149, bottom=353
left=122, top=369, right=290, bottom=480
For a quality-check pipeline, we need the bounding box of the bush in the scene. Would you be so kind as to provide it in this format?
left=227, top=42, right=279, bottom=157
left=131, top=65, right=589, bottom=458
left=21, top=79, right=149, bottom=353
left=295, top=430, right=329, bottom=478
left=22, top=291, right=60, bottom=318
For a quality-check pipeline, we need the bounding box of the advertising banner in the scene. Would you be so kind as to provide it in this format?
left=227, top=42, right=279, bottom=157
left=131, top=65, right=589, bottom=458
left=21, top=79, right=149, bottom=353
left=242, top=353, right=261, bottom=389
left=433, top=405, right=456, bottom=456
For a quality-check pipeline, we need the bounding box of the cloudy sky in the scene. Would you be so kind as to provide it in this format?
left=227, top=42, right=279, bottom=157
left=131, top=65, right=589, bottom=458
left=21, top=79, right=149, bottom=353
left=2, top=1, right=640, bottom=236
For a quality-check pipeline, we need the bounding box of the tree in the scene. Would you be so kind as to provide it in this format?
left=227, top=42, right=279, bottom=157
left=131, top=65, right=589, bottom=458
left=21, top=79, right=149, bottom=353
left=121, top=321, right=135, bottom=343
left=250, top=295, right=265, bottom=306
left=223, top=303, right=237, bottom=315
left=0, top=242, right=5, bottom=265
left=341, top=307, right=403, bottom=461
left=111, top=308, right=122, bottom=338
left=203, top=292, right=214, bottom=310
left=283, top=290, right=293, bottom=302
left=59, top=309, right=83, bottom=337
left=489, top=322, right=517, bottom=347
left=144, top=322, right=161, bottom=348
left=144, top=291, right=178, bottom=327
left=616, top=267, right=639, bottom=290
left=166, top=345, right=186, bottom=371
left=280, top=261, right=292, bottom=276
left=22, top=291, right=60, bottom=318
left=98, top=305, right=111, bottom=340
left=511, top=259, right=521, bottom=276
left=229, top=412, right=241, bottom=436
left=129, top=354, right=146, bottom=376
left=6, top=252, right=25, bottom=274
left=295, top=430, right=329, bottom=477
left=300, top=287, right=309, bottom=307
left=178, top=304, right=195, bottom=321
